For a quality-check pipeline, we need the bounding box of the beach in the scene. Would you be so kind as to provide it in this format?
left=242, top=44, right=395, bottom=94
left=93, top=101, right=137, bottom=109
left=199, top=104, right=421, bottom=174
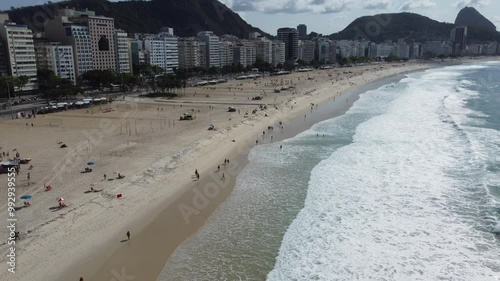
left=0, top=61, right=444, bottom=280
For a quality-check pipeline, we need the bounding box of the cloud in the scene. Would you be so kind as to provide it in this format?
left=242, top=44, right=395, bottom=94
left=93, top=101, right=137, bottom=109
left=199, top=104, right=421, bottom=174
left=363, top=0, right=391, bottom=10
left=399, top=0, right=436, bottom=11
left=453, top=0, right=489, bottom=8
left=222, top=0, right=351, bottom=14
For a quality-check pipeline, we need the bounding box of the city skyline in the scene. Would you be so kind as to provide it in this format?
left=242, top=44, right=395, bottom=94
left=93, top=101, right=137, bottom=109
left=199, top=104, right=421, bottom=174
left=1, top=0, right=498, bottom=35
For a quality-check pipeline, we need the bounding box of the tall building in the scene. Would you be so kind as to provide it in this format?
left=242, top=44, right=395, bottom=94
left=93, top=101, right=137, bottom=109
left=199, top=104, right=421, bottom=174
left=198, top=31, right=220, bottom=68
left=144, top=32, right=179, bottom=74
left=298, top=40, right=315, bottom=63
left=45, top=10, right=95, bottom=76
left=316, top=38, right=331, bottom=63
left=70, top=14, right=117, bottom=71
left=219, top=41, right=234, bottom=68
left=114, top=30, right=131, bottom=73
left=393, top=43, right=410, bottom=59
left=255, top=38, right=273, bottom=64
left=370, top=43, right=393, bottom=58
left=422, top=41, right=452, bottom=56
left=328, top=40, right=337, bottom=63
left=130, top=39, right=146, bottom=68
left=0, top=39, right=8, bottom=76
left=198, top=41, right=208, bottom=69
left=178, top=37, right=200, bottom=69
left=35, top=42, right=76, bottom=84
left=0, top=22, right=38, bottom=91
left=450, top=26, right=467, bottom=54
left=277, top=28, right=299, bottom=62
left=297, top=24, right=307, bottom=39
left=233, top=42, right=256, bottom=68
left=272, top=40, right=286, bottom=66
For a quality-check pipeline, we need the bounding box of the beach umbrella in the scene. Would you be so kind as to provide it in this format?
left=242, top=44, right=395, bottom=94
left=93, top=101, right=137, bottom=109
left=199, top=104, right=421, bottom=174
left=20, top=195, right=32, bottom=200
left=57, top=197, right=64, bottom=202
left=87, top=162, right=95, bottom=166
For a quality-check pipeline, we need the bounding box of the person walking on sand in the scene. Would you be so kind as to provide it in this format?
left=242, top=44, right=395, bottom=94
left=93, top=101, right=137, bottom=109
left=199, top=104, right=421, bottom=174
left=127, top=231, right=130, bottom=240
left=104, top=174, right=106, bottom=180
left=221, top=173, right=225, bottom=180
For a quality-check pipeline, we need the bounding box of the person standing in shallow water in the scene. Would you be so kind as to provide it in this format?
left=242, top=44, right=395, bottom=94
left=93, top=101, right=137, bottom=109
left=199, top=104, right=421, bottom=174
left=127, top=231, right=130, bottom=240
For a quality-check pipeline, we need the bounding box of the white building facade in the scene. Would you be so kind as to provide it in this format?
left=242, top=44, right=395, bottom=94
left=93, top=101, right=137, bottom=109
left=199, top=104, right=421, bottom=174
left=114, top=30, right=131, bottom=73
left=0, top=22, right=38, bottom=91
left=35, top=43, right=76, bottom=84
left=144, top=32, right=179, bottom=74
left=272, top=40, right=285, bottom=66
left=198, top=31, right=220, bottom=68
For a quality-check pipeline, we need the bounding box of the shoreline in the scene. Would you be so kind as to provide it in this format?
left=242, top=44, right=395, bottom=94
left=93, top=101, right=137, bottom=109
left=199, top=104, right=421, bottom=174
left=78, top=66, right=430, bottom=281
left=0, top=60, right=470, bottom=281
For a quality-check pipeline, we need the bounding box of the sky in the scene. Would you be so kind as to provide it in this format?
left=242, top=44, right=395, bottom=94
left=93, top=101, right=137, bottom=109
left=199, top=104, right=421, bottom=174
left=0, top=0, right=499, bottom=35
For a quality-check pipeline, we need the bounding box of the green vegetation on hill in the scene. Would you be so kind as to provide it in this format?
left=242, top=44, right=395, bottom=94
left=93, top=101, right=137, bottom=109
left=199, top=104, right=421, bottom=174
left=330, top=12, right=500, bottom=43
left=5, top=0, right=266, bottom=37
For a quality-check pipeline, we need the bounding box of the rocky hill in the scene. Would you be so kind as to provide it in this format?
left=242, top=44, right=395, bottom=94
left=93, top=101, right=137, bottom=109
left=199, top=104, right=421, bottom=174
left=455, top=6, right=496, bottom=31
left=4, top=0, right=266, bottom=38
left=330, top=12, right=500, bottom=43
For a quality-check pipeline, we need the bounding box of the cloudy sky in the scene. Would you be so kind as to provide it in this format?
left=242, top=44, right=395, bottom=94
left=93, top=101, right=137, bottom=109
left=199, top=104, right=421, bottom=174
left=0, top=0, right=498, bottom=35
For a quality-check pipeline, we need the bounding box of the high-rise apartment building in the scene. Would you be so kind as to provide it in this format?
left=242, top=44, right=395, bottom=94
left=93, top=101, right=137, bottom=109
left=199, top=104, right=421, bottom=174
left=35, top=42, right=76, bottom=84
left=114, top=30, right=131, bottom=73
left=316, top=38, right=332, bottom=63
left=198, top=31, right=220, bottom=68
left=45, top=10, right=95, bottom=76
left=0, top=22, right=38, bottom=91
left=298, top=40, right=315, bottom=63
left=297, top=24, right=307, bottom=39
left=71, top=14, right=117, bottom=71
left=178, top=37, right=200, bottom=69
left=277, top=28, right=299, bottom=62
left=233, top=42, right=256, bottom=68
left=255, top=38, right=273, bottom=64
left=144, top=32, right=179, bottom=74
left=130, top=39, right=146, bottom=68
left=198, top=41, right=208, bottom=69
left=0, top=39, right=8, bottom=76
left=220, top=41, right=234, bottom=68
left=450, top=26, right=467, bottom=54
left=272, top=40, right=286, bottom=66
left=329, top=41, right=337, bottom=63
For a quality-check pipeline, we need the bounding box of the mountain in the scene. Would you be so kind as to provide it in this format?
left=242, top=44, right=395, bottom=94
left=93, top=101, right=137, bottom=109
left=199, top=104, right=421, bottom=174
left=4, top=0, right=266, bottom=38
left=330, top=12, right=500, bottom=43
left=455, top=6, right=496, bottom=31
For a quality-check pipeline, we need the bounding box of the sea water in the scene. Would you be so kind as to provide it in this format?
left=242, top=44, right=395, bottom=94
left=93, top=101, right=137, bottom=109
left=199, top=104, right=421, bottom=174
left=159, top=62, right=500, bottom=281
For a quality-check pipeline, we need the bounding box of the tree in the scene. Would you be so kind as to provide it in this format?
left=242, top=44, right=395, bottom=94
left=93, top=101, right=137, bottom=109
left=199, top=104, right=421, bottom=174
left=81, top=70, right=115, bottom=88
left=0, top=76, right=16, bottom=99
left=13, top=76, right=30, bottom=92
left=296, top=59, right=308, bottom=66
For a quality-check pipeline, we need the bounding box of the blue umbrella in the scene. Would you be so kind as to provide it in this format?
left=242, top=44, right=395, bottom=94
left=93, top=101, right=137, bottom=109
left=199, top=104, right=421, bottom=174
left=20, top=195, right=32, bottom=200
left=87, top=162, right=95, bottom=166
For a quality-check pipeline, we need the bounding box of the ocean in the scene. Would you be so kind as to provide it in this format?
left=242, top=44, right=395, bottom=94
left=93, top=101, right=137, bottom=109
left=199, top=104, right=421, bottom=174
left=158, top=62, right=500, bottom=281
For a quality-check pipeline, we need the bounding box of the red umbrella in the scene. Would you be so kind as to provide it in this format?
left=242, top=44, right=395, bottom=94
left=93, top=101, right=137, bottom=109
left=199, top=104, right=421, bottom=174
left=57, top=197, right=64, bottom=202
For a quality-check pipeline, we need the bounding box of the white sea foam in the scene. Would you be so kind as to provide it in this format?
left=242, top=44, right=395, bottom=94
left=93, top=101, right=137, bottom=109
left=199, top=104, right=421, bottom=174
left=267, top=67, right=500, bottom=281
